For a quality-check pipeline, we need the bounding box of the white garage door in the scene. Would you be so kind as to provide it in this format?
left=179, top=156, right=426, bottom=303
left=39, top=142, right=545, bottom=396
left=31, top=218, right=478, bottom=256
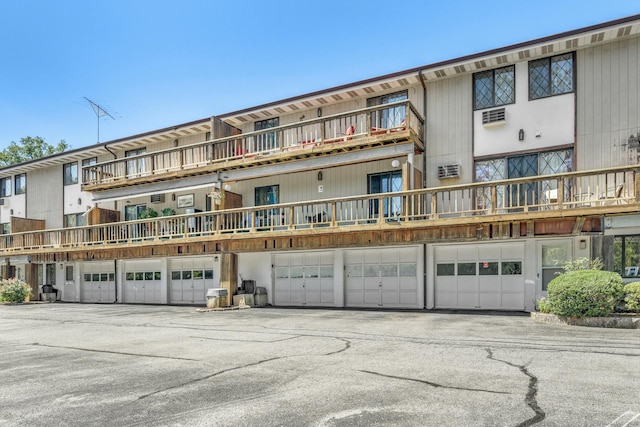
left=345, top=247, right=419, bottom=308
left=81, top=262, right=115, bottom=303
left=169, top=257, right=216, bottom=304
left=274, top=251, right=334, bottom=306
left=435, top=242, right=525, bottom=310
left=123, top=260, right=163, bottom=304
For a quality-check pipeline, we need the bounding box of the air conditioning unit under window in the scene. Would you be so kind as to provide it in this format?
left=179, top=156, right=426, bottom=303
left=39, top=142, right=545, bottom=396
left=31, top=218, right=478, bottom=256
left=150, top=194, right=165, bottom=203
left=438, top=164, right=460, bottom=179
left=482, top=108, right=506, bottom=127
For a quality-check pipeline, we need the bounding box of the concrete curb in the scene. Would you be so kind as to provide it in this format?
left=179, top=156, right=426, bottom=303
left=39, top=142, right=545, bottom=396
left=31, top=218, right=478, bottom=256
left=531, top=311, right=640, bottom=329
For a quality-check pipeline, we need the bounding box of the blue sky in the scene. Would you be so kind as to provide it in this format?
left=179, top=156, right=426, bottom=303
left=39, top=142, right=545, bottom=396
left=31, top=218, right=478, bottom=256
left=0, top=1, right=638, bottom=151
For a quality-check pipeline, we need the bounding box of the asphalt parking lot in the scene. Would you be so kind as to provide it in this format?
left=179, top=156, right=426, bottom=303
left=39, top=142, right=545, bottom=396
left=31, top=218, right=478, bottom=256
left=0, top=303, right=639, bottom=427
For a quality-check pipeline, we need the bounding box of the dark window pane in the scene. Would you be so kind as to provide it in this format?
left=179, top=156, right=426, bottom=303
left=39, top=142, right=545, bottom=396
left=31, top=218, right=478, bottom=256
left=436, top=263, right=455, bottom=276
left=479, top=262, right=499, bottom=275
left=84, top=274, right=91, bottom=281
left=204, top=269, right=213, bottom=279
left=182, top=270, right=192, bottom=280
left=135, top=272, right=143, bottom=281
left=458, top=262, right=477, bottom=276
left=193, top=270, right=203, bottom=279
left=126, top=272, right=135, bottom=280
left=172, top=271, right=181, bottom=280
left=100, top=273, right=108, bottom=282
left=154, top=272, right=161, bottom=280
left=474, top=70, right=494, bottom=109
left=92, top=273, right=100, bottom=281
left=502, top=262, right=522, bottom=275
left=145, top=272, right=153, bottom=280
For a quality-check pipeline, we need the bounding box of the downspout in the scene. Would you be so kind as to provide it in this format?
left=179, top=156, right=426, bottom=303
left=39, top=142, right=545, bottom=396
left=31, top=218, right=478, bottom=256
left=104, top=144, right=117, bottom=159
left=418, top=70, right=429, bottom=310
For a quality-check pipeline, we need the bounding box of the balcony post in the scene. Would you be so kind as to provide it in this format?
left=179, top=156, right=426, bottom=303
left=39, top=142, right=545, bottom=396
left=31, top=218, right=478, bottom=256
left=490, top=187, right=497, bottom=214
left=557, top=178, right=565, bottom=209
left=430, top=193, right=438, bottom=219
left=635, top=168, right=640, bottom=202
left=378, top=197, right=385, bottom=224
left=288, top=207, right=294, bottom=230
left=366, top=111, right=372, bottom=136
left=331, top=202, right=337, bottom=227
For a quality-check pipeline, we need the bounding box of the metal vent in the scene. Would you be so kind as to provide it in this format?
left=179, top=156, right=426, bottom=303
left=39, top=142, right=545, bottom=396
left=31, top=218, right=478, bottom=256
left=150, top=194, right=165, bottom=203
left=438, top=164, right=460, bottom=179
left=482, top=108, right=506, bottom=126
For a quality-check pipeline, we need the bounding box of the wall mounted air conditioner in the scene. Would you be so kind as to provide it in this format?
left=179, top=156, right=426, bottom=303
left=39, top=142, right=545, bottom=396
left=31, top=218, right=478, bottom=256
left=150, top=194, right=165, bottom=203
left=0, top=198, right=7, bottom=207
left=482, top=108, right=506, bottom=127
left=437, top=164, right=461, bottom=179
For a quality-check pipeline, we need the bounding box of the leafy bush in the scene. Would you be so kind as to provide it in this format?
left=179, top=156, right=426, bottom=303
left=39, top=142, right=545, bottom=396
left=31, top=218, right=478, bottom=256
left=623, top=282, right=640, bottom=312
left=0, top=278, right=32, bottom=303
left=547, top=270, right=624, bottom=317
left=561, top=257, right=603, bottom=273
left=537, top=297, right=551, bottom=313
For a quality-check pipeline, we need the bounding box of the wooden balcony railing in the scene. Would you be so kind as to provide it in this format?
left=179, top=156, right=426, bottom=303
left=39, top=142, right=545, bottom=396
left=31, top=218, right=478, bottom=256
left=82, top=100, right=425, bottom=189
left=4, top=165, right=638, bottom=254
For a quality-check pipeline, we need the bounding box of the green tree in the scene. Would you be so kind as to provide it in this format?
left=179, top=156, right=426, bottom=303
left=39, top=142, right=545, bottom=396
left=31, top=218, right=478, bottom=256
left=0, top=136, right=69, bottom=167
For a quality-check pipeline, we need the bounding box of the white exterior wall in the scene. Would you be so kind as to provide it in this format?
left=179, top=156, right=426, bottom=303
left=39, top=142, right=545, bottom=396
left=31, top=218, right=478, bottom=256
left=576, top=37, right=640, bottom=170
left=473, top=62, right=574, bottom=158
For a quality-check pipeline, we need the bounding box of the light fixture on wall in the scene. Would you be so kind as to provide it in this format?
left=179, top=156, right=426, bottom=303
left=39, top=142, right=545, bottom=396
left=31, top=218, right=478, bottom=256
left=518, top=129, right=524, bottom=141
left=579, top=239, right=587, bottom=250
left=77, top=198, right=82, bottom=205
left=391, top=159, right=400, bottom=168
left=317, top=171, right=323, bottom=181
left=173, top=139, right=179, bottom=147
left=172, top=194, right=176, bottom=201
left=317, top=107, right=322, bottom=117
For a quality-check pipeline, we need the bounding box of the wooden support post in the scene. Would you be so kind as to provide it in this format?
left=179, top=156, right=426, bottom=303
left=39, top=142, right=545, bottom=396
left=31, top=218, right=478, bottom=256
left=430, top=195, right=438, bottom=219
left=219, top=252, right=238, bottom=307
left=557, top=177, right=565, bottom=209
left=490, top=187, right=497, bottom=214
left=288, top=206, right=295, bottom=230
left=377, top=197, right=385, bottom=224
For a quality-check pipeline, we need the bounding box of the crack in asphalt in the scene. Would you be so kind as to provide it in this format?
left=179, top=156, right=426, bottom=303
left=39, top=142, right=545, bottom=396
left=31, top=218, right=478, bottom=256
left=137, top=335, right=350, bottom=400
left=190, top=335, right=302, bottom=343
left=485, top=348, right=545, bottom=427
left=324, top=338, right=351, bottom=355
left=360, top=369, right=510, bottom=395
left=137, top=355, right=284, bottom=400
left=28, top=343, right=199, bottom=361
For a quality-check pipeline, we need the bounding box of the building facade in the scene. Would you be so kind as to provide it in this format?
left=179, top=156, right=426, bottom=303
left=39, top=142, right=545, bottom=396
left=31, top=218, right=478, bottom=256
left=1, top=15, right=639, bottom=311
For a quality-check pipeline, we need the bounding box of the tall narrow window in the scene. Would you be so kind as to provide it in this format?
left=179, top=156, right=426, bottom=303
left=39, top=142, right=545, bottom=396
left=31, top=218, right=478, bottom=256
left=14, top=174, right=26, bottom=195
left=125, top=148, right=147, bottom=177
left=0, top=177, right=11, bottom=197
left=368, top=171, right=402, bottom=217
left=367, top=90, right=408, bottom=129
left=474, top=65, right=515, bottom=110
left=254, top=118, right=279, bottom=151
left=63, top=162, right=78, bottom=186
left=254, top=185, right=279, bottom=227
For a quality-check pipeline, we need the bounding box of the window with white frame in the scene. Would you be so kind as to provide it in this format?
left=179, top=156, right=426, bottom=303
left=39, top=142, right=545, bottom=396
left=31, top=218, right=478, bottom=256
left=63, top=162, right=78, bottom=186
left=14, top=174, right=26, bottom=195
left=254, top=118, right=280, bottom=151
left=473, top=65, right=515, bottom=110
left=0, top=223, right=9, bottom=234
left=529, top=53, right=574, bottom=100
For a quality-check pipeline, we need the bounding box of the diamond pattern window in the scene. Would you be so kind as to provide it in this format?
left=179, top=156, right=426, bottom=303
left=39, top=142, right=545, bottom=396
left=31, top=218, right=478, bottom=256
left=529, top=53, right=574, bottom=100
left=474, top=66, right=515, bottom=110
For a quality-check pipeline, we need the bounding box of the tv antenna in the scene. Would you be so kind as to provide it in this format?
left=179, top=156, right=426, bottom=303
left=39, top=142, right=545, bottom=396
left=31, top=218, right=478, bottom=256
left=84, top=97, right=116, bottom=143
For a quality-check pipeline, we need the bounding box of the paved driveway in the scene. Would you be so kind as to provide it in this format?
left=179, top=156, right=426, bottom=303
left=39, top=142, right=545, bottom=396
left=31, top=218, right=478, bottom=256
left=0, top=304, right=639, bottom=427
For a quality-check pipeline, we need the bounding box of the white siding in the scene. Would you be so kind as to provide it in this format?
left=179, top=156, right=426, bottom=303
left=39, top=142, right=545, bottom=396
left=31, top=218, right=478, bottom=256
left=27, top=165, right=63, bottom=228
left=426, top=75, right=473, bottom=187
left=577, top=36, right=640, bottom=170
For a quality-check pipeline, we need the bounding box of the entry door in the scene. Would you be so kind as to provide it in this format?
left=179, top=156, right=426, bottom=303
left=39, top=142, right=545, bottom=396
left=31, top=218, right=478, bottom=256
left=538, top=240, right=572, bottom=295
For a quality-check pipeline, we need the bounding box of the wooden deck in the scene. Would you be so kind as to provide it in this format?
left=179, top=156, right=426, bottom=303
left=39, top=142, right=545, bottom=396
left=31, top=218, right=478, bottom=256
left=82, top=101, right=425, bottom=191
left=3, top=165, right=638, bottom=262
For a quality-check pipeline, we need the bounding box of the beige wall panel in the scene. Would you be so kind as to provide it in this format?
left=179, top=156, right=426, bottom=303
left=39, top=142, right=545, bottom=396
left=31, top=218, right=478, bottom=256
left=27, top=165, right=63, bottom=228
left=426, top=75, right=472, bottom=188
left=577, top=36, right=640, bottom=169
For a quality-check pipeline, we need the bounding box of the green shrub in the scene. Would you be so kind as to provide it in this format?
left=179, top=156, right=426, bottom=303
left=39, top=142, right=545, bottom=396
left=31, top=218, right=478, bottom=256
left=624, top=282, right=640, bottom=312
left=561, top=257, right=603, bottom=273
left=0, top=278, right=32, bottom=303
left=547, top=270, right=624, bottom=317
left=537, top=297, right=551, bottom=313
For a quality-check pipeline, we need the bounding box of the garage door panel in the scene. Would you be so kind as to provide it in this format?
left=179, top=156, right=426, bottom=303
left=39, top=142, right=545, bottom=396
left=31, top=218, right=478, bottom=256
left=346, top=247, right=419, bottom=308
left=435, top=243, right=524, bottom=311
left=274, top=251, right=334, bottom=306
